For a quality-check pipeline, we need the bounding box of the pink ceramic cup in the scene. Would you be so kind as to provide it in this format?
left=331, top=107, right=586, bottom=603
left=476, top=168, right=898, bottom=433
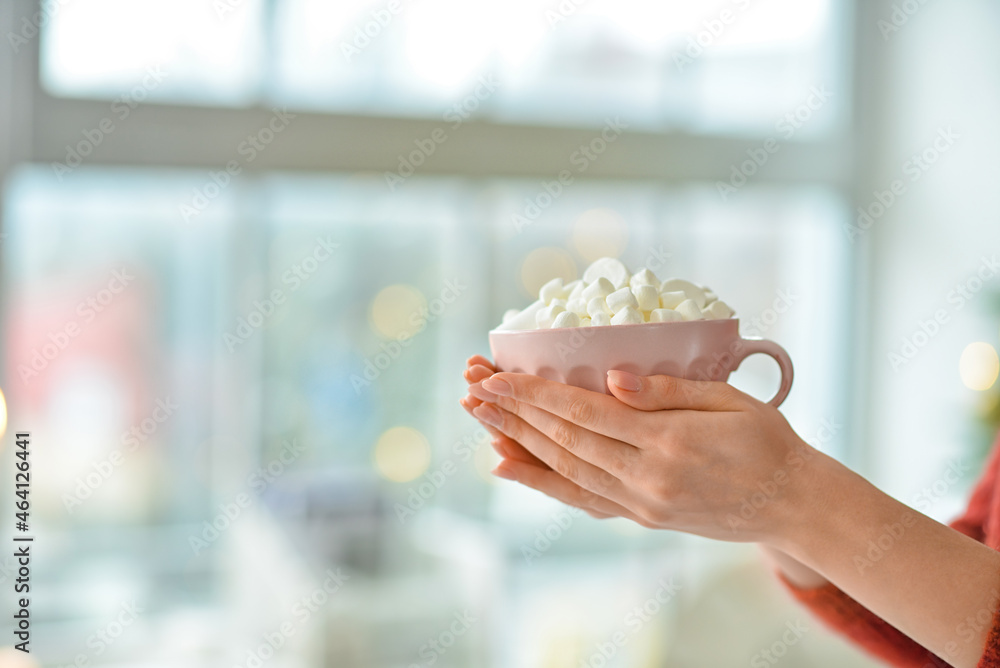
left=488, top=318, right=793, bottom=407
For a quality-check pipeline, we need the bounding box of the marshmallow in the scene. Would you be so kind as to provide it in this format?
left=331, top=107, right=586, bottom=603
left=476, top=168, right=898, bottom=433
left=660, top=279, right=707, bottom=309
left=632, top=285, right=659, bottom=312
left=566, top=298, right=589, bottom=316
left=498, top=260, right=733, bottom=330
left=536, top=303, right=565, bottom=328
left=629, top=268, right=660, bottom=290
left=659, top=290, right=686, bottom=309
left=586, top=296, right=612, bottom=318
left=495, top=299, right=544, bottom=331
left=611, top=305, right=643, bottom=325
left=650, top=308, right=684, bottom=323
left=582, top=277, right=615, bottom=302
left=606, top=287, right=639, bottom=314
left=539, top=277, right=564, bottom=305
left=565, top=280, right=585, bottom=301
left=552, top=311, right=581, bottom=328
left=703, top=300, right=734, bottom=320
left=583, top=257, right=629, bottom=289
left=675, top=299, right=705, bottom=321
left=591, top=312, right=611, bottom=326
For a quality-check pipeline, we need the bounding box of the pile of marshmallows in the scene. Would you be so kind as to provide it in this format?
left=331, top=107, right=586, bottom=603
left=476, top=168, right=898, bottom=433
left=498, top=257, right=734, bottom=331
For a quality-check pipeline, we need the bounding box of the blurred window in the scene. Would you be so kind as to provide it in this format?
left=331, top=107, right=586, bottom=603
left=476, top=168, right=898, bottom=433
left=42, top=0, right=843, bottom=135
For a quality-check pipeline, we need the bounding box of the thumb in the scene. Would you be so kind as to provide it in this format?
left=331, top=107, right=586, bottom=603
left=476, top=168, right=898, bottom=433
left=606, top=370, right=743, bottom=412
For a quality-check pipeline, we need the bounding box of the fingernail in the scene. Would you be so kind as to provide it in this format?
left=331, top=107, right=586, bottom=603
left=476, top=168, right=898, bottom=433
left=492, top=466, right=517, bottom=481
left=473, top=403, right=503, bottom=429
left=608, top=370, right=642, bottom=392
left=481, top=377, right=512, bottom=396
left=468, top=383, right=498, bottom=402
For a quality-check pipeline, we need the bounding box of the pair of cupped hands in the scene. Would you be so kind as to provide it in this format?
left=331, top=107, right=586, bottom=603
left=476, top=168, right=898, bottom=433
left=460, top=355, right=837, bottom=547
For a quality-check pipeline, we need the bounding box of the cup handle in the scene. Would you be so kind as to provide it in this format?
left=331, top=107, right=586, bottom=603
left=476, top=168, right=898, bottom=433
left=733, top=339, right=794, bottom=407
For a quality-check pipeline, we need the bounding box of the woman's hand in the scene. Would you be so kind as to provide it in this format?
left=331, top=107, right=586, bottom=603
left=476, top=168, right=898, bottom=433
left=460, top=356, right=552, bottom=471
left=462, top=357, right=634, bottom=521
left=462, top=364, right=1000, bottom=666
left=463, top=358, right=829, bottom=584
left=467, top=368, right=845, bottom=548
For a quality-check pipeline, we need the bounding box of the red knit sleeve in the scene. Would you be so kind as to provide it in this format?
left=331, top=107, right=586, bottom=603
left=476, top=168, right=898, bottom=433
left=779, top=432, right=1000, bottom=668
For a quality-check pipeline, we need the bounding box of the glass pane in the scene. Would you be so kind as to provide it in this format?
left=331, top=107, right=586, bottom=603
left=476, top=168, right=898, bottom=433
left=273, top=0, right=843, bottom=135
left=40, top=0, right=843, bottom=136
left=41, top=0, right=265, bottom=106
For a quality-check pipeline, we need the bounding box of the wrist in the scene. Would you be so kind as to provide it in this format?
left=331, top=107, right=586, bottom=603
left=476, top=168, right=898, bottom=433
left=762, top=439, right=860, bottom=558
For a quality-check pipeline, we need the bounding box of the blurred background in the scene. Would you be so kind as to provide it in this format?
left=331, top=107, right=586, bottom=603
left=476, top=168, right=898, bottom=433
left=1, top=0, right=999, bottom=666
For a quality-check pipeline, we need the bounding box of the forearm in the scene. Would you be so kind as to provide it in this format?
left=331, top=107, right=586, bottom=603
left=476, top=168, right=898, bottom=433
left=776, top=452, right=1000, bottom=668
left=759, top=544, right=829, bottom=589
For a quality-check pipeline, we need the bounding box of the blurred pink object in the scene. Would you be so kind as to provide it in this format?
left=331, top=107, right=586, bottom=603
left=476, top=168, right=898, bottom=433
left=489, top=318, right=793, bottom=407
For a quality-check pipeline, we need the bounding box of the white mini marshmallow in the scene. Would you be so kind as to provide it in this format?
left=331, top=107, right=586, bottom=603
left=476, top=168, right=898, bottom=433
left=703, top=300, right=734, bottom=320
left=501, top=262, right=731, bottom=330
left=536, top=303, right=565, bottom=328
left=587, top=296, right=612, bottom=318
left=552, top=310, right=581, bottom=328
left=606, top=287, right=639, bottom=314
left=583, top=257, right=630, bottom=289
left=539, top=277, right=564, bottom=305
left=659, top=290, right=686, bottom=309
left=675, top=299, right=705, bottom=321
left=660, top=278, right=707, bottom=309
left=650, top=308, right=684, bottom=323
left=632, top=285, right=659, bottom=312
left=495, top=299, right=543, bottom=331
left=629, top=268, right=660, bottom=290
left=610, top=305, right=643, bottom=325
left=582, top=277, right=615, bottom=302
left=566, top=298, right=589, bottom=316
left=565, top=280, right=585, bottom=301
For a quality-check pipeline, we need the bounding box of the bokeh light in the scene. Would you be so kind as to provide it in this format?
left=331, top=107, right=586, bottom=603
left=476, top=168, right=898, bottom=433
left=373, top=426, right=431, bottom=482
left=520, top=247, right=577, bottom=298
left=960, top=342, right=1000, bottom=391
left=369, top=284, right=427, bottom=341
left=571, top=208, right=628, bottom=262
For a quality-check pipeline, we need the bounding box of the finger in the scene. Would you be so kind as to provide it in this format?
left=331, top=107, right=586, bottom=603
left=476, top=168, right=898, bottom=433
left=490, top=394, right=639, bottom=478
left=468, top=382, right=499, bottom=403
left=466, top=355, right=495, bottom=372
left=492, top=460, right=643, bottom=523
left=492, top=434, right=550, bottom=468
left=606, top=370, right=744, bottom=412
left=464, top=364, right=493, bottom=384
left=473, top=403, right=627, bottom=504
left=476, top=373, right=645, bottom=444
left=463, top=398, right=552, bottom=469
left=460, top=395, right=483, bottom=415
left=461, top=396, right=499, bottom=434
